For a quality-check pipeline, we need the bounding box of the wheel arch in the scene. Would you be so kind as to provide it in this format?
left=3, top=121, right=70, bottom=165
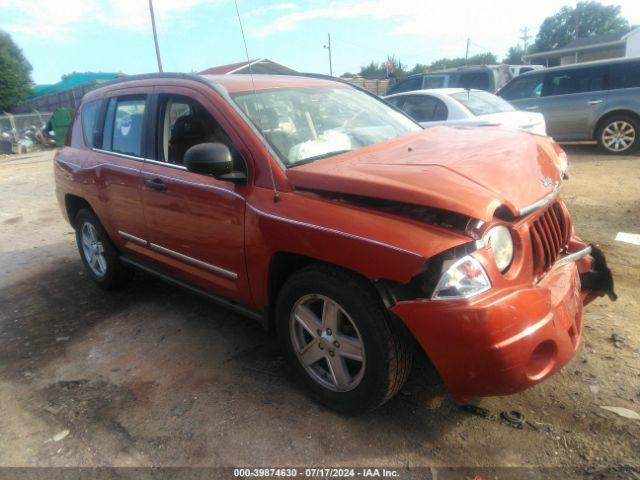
left=64, top=194, right=96, bottom=228
left=593, top=109, right=640, bottom=139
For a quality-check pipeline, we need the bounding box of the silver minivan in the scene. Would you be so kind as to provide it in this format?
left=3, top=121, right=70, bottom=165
left=498, top=57, right=640, bottom=154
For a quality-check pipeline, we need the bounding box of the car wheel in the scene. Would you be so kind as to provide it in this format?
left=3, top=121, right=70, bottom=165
left=276, top=264, right=412, bottom=413
left=597, top=115, right=639, bottom=155
left=74, top=209, right=133, bottom=290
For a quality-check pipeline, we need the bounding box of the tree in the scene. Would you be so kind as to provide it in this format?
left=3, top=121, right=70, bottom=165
left=429, top=53, right=497, bottom=71
left=502, top=45, right=525, bottom=64
left=358, top=55, right=408, bottom=79
left=0, top=30, right=33, bottom=110
left=532, top=1, right=630, bottom=52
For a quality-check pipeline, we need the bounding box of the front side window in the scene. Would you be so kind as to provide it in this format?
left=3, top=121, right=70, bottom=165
left=499, top=74, right=544, bottom=100
left=101, top=96, right=146, bottom=157
left=231, top=86, right=420, bottom=166
left=450, top=91, right=514, bottom=116
left=156, top=95, right=234, bottom=166
left=400, top=95, right=448, bottom=122
left=81, top=100, right=101, bottom=148
left=542, top=67, right=606, bottom=96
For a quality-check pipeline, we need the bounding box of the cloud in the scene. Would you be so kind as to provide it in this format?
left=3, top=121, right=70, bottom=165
left=0, top=0, right=214, bottom=41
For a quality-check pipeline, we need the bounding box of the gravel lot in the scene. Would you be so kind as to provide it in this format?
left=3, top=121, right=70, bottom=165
left=0, top=146, right=638, bottom=478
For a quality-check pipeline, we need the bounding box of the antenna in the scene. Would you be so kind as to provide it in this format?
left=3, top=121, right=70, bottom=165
left=234, top=0, right=280, bottom=203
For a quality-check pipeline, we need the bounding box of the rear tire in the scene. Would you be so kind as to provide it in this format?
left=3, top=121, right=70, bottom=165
left=74, top=209, right=133, bottom=290
left=596, top=115, right=639, bottom=155
left=276, top=264, right=412, bottom=414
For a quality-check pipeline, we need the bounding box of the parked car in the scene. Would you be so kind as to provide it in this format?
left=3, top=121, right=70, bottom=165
left=509, top=64, right=545, bottom=77
left=55, top=73, right=615, bottom=413
left=498, top=57, right=640, bottom=154
left=385, top=88, right=547, bottom=135
left=387, top=65, right=513, bottom=95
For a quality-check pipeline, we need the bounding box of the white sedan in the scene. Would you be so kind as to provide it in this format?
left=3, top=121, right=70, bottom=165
left=385, top=88, right=547, bottom=136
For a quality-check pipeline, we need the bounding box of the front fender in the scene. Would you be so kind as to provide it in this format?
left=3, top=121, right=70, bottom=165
left=244, top=188, right=471, bottom=309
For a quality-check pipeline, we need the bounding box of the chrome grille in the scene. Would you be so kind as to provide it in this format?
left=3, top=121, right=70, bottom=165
left=529, top=201, right=571, bottom=276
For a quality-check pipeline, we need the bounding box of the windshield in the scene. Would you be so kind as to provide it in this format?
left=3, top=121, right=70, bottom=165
left=450, top=90, right=515, bottom=116
left=231, top=86, right=421, bottom=166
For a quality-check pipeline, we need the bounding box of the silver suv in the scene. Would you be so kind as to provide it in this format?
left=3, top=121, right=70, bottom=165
left=498, top=57, right=640, bottom=154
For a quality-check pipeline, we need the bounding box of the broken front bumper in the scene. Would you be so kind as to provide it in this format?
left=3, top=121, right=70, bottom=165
left=391, top=242, right=616, bottom=403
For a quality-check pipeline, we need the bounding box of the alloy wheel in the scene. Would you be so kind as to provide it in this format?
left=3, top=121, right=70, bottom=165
left=289, top=294, right=365, bottom=392
left=80, top=222, right=107, bottom=277
left=602, top=120, right=636, bottom=152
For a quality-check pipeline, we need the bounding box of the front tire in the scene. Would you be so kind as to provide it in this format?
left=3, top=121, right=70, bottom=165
left=276, top=265, right=412, bottom=413
left=597, top=115, right=639, bottom=155
left=74, top=209, right=133, bottom=290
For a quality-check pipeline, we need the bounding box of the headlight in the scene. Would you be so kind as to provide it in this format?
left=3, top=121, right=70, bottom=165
left=432, top=255, right=491, bottom=300
left=485, top=226, right=514, bottom=272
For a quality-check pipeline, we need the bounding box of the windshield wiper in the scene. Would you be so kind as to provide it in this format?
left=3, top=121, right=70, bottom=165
left=289, top=149, right=352, bottom=167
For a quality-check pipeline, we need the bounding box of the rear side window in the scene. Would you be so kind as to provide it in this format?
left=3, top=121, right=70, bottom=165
left=543, top=67, right=606, bottom=96
left=456, top=72, right=491, bottom=91
left=423, top=75, right=446, bottom=89
left=101, top=96, right=146, bottom=157
left=609, top=61, right=640, bottom=89
left=400, top=95, right=448, bottom=122
left=81, top=100, right=101, bottom=148
left=499, top=74, right=544, bottom=100
left=390, top=76, right=424, bottom=94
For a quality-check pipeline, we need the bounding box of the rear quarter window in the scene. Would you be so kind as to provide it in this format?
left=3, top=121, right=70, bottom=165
left=81, top=100, right=101, bottom=148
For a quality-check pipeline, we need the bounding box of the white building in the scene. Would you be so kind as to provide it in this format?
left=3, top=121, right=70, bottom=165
left=525, top=27, right=640, bottom=66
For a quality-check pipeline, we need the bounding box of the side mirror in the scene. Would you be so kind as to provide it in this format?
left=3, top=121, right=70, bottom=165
left=184, top=143, right=233, bottom=177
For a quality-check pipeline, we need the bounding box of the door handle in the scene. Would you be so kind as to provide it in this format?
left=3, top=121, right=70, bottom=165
left=525, top=106, right=539, bottom=110
left=588, top=99, right=603, bottom=105
left=144, top=178, right=167, bottom=191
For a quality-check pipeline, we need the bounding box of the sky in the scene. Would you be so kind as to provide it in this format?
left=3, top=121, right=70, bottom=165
left=2, top=0, right=640, bottom=85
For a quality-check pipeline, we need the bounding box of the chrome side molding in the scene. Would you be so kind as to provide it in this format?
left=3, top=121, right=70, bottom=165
left=117, top=231, right=238, bottom=280
left=149, top=243, right=238, bottom=280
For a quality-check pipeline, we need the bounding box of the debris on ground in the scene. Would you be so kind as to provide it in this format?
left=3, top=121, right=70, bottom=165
left=500, top=410, right=526, bottom=429
left=589, top=385, right=600, bottom=395
left=600, top=406, right=640, bottom=420
left=52, top=430, right=69, bottom=442
left=170, top=399, right=194, bottom=417
left=610, top=333, right=626, bottom=349
left=460, top=404, right=493, bottom=419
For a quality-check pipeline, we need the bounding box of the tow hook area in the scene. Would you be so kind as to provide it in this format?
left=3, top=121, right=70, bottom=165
left=580, top=244, right=617, bottom=301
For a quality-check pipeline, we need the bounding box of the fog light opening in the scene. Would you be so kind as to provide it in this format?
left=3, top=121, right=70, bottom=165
left=525, top=340, right=557, bottom=381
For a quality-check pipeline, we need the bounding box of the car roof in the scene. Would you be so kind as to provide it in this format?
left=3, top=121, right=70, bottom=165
left=517, top=55, right=640, bottom=78
left=83, top=72, right=348, bottom=101
left=386, top=88, right=483, bottom=98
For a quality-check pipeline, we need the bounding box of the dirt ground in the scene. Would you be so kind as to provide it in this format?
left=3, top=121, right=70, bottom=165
left=0, top=146, right=639, bottom=478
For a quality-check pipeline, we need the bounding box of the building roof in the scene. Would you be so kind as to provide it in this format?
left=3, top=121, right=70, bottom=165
left=198, top=59, right=296, bottom=75
left=31, top=72, right=121, bottom=97
left=525, top=27, right=639, bottom=60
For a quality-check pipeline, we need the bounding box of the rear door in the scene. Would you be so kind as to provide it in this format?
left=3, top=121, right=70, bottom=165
left=92, top=91, right=149, bottom=249
left=396, top=94, right=449, bottom=127
left=140, top=86, right=251, bottom=303
left=538, top=66, right=607, bottom=140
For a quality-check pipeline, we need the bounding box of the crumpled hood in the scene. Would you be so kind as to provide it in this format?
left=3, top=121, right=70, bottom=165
left=286, top=127, right=563, bottom=222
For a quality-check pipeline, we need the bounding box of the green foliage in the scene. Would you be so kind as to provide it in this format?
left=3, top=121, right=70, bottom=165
left=533, top=1, right=630, bottom=52
left=356, top=52, right=498, bottom=79
left=0, top=30, right=33, bottom=110
left=502, top=45, right=526, bottom=64
left=428, top=53, right=498, bottom=71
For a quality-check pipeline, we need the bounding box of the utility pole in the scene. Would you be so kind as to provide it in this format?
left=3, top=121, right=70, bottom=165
left=520, top=26, right=531, bottom=63
left=148, top=0, right=163, bottom=72
left=324, top=33, right=333, bottom=76
left=465, top=37, right=470, bottom=64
